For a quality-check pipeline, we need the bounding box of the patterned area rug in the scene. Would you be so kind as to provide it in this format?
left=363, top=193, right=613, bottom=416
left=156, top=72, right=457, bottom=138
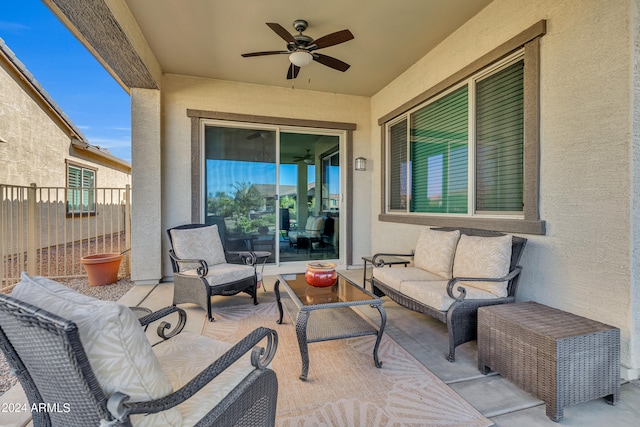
left=201, top=302, right=492, bottom=427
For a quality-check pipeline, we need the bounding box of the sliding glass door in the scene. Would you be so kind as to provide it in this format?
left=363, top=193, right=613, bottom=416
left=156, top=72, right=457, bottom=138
left=204, top=126, right=277, bottom=261
left=203, top=122, right=341, bottom=267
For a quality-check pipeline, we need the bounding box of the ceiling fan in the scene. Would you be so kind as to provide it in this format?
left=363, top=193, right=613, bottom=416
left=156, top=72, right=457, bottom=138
left=246, top=130, right=272, bottom=140
left=241, top=19, right=354, bottom=80
left=293, top=149, right=314, bottom=164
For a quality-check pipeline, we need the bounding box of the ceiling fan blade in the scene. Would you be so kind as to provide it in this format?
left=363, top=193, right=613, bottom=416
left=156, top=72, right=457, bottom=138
left=241, top=51, right=288, bottom=57
left=266, top=22, right=296, bottom=43
left=312, top=29, right=354, bottom=49
left=313, top=53, right=350, bottom=72
left=287, top=63, right=301, bottom=80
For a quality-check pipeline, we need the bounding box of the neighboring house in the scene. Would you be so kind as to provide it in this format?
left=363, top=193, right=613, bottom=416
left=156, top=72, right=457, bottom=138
left=0, top=37, right=131, bottom=281
left=0, top=37, right=131, bottom=190
left=47, top=0, right=640, bottom=381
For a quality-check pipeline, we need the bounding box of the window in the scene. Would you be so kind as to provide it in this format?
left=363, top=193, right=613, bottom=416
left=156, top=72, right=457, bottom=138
left=67, top=164, right=96, bottom=214
left=386, top=57, right=524, bottom=218
left=380, top=21, right=545, bottom=235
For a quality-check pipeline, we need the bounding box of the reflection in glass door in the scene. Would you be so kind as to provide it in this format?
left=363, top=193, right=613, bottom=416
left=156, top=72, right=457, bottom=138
left=204, top=126, right=277, bottom=262
left=203, top=124, right=341, bottom=267
left=279, top=133, right=339, bottom=263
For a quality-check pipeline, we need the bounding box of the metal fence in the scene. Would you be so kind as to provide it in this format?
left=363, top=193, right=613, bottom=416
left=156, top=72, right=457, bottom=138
left=0, top=184, right=131, bottom=293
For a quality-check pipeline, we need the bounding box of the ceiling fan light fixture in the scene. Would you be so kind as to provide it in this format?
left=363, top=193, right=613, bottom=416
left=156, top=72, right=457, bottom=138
left=289, top=51, right=313, bottom=67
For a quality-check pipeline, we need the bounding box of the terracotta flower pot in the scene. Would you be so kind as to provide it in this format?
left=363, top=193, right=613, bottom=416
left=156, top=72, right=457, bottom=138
left=81, top=253, right=123, bottom=286
left=305, top=262, right=337, bottom=288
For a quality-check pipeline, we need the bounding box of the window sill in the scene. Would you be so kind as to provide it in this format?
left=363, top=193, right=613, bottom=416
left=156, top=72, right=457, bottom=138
left=378, top=213, right=545, bottom=235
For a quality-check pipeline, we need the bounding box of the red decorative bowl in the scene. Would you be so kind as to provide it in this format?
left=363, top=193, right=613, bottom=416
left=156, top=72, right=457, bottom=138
left=305, top=286, right=338, bottom=305
left=305, top=262, right=337, bottom=287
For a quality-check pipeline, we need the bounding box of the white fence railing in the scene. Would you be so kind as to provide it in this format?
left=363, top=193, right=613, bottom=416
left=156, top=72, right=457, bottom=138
left=0, top=184, right=131, bottom=292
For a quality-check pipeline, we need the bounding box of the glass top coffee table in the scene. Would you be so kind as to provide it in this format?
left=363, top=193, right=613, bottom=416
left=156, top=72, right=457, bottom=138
left=274, top=272, right=386, bottom=380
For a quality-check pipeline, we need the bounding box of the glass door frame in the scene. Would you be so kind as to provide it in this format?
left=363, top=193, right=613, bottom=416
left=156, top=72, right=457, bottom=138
left=199, top=119, right=347, bottom=272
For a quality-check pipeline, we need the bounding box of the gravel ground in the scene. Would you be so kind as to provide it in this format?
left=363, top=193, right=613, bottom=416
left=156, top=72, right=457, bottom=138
left=0, top=276, right=134, bottom=397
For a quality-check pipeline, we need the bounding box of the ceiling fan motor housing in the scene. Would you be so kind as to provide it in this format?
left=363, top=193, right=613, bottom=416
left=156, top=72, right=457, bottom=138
left=289, top=34, right=314, bottom=51
left=293, top=19, right=308, bottom=33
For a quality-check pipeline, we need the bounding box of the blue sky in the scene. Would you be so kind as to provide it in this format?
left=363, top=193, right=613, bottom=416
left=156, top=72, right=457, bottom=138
left=1, top=1, right=132, bottom=162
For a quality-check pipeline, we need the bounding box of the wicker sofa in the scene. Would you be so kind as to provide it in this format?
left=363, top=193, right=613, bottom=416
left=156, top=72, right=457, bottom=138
left=371, top=227, right=527, bottom=362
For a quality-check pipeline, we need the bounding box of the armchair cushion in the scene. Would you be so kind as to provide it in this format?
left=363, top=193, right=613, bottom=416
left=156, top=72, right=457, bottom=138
left=290, top=215, right=325, bottom=241
left=414, top=228, right=461, bottom=279
left=452, top=234, right=512, bottom=297
left=181, top=263, right=256, bottom=287
left=304, top=215, right=316, bottom=230
left=310, top=216, right=325, bottom=233
left=11, top=273, right=182, bottom=427
left=154, top=332, right=255, bottom=426
left=170, top=224, right=226, bottom=268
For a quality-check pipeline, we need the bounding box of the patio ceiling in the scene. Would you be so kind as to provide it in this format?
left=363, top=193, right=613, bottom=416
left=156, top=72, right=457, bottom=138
left=48, top=0, right=494, bottom=97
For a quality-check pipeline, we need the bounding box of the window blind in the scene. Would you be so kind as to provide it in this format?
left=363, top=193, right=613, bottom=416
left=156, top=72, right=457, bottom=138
left=67, top=166, right=95, bottom=213
left=389, top=120, right=407, bottom=210
left=68, top=166, right=81, bottom=187
left=410, top=86, right=468, bottom=213
left=475, top=60, right=524, bottom=213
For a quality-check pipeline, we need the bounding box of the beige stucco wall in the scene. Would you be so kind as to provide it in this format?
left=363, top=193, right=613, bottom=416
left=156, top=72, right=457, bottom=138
left=160, top=74, right=371, bottom=277
left=632, top=0, right=640, bottom=383
left=0, top=62, right=67, bottom=187
left=371, top=0, right=639, bottom=378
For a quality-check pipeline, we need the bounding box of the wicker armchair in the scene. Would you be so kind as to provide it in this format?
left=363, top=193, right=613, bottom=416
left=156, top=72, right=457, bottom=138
left=0, top=275, right=278, bottom=427
left=371, top=227, right=527, bottom=362
left=168, top=223, right=259, bottom=321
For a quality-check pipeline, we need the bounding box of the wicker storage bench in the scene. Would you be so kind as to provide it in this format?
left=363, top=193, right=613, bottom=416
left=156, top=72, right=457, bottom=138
left=477, top=302, right=620, bottom=422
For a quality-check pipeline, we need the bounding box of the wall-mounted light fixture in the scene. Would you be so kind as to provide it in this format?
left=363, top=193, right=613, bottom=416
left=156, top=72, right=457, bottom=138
left=0, top=135, right=7, bottom=143
left=354, top=157, right=367, bottom=171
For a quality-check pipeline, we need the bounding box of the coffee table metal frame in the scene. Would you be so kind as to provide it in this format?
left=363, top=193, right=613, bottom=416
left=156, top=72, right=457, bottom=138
left=274, top=272, right=386, bottom=380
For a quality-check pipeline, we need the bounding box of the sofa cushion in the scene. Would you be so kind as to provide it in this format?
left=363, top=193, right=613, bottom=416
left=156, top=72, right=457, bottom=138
left=154, top=331, right=255, bottom=426
left=452, top=234, right=513, bottom=297
left=414, top=228, right=461, bottom=279
left=181, top=263, right=255, bottom=287
left=170, top=225, right=226, bottom=268
left=11, top=273, right=183, bottom=427
left=400, top=280, right=499, bottom=311
left=373, top=266, right=443, bottom=291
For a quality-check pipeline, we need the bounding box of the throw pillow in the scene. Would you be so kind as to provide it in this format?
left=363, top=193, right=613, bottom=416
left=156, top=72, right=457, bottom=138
left=414, top=228, right=461, bottom=279
left=452, top=234, right=513, bottom=297
left=11, top=273, right=183, bottom=427
left=170, top=224, right=226, bottom=267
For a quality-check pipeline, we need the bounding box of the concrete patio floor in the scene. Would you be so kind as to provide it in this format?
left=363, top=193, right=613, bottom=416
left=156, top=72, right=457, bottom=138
left=2, top=269, right=638, bottom=426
